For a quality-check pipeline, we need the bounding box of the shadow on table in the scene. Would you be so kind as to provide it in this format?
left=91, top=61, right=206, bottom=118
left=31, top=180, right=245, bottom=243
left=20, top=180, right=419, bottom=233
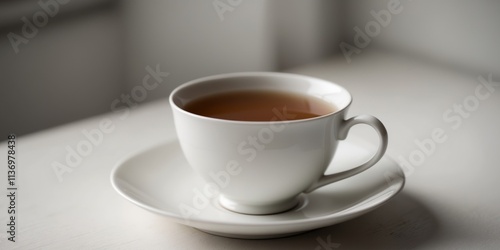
left=190, top=191, right=439, bottom=249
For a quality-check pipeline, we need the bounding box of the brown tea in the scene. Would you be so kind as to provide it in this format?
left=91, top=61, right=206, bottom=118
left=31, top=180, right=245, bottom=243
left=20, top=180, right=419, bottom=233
left=183, top=90, right=336, bottom=121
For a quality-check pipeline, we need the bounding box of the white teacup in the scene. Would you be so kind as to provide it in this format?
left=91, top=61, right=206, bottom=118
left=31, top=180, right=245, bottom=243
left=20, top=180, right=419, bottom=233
left=170, top=72, right=388, bottom=215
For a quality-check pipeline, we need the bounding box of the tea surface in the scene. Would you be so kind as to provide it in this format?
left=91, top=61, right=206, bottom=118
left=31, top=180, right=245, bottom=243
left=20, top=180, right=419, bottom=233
left=184, top=90, right=335, bottom=121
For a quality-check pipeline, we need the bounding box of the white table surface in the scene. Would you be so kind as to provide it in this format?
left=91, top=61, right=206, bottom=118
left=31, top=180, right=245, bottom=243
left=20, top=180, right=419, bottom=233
left=2, top=50, right=500, bottom=249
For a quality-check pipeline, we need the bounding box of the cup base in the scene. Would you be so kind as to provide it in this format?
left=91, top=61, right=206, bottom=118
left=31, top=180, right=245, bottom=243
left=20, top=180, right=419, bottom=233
left=219, top=195, right=300, bottom=215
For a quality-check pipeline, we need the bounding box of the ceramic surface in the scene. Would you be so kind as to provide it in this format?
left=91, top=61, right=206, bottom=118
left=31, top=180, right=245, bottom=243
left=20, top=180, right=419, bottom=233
left=169, top=72, right=388, bottom=214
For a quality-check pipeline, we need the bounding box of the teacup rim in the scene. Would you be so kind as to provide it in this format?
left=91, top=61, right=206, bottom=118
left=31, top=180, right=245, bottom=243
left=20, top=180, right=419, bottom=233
left=169, top=71, right=353, bottom=124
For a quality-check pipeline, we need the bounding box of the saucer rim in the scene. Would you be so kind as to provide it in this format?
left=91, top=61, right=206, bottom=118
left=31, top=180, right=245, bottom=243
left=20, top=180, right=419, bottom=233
left=110, top=139, right=405, bottom=228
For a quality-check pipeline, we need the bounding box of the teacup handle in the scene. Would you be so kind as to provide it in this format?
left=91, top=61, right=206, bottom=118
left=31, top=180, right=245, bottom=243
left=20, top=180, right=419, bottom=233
left=305, top=115, right=388, bottom=193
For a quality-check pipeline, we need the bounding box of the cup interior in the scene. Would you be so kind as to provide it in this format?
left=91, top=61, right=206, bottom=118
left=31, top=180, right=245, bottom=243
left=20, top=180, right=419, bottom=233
left=170, top=72, right=352, bottom=121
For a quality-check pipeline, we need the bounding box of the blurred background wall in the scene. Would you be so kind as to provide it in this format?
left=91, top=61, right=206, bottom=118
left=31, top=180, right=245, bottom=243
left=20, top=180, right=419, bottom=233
left=1, top=0, right=499, bottom=136
left=118, top=0, right=343, bottom=102
left=0, top=0, right=124, bottom=136
left=343, top=0, right=500, bottom=76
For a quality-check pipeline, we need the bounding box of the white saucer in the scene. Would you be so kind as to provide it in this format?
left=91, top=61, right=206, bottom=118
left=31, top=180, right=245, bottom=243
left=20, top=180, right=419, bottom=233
left=111, top=139, right=405, bottom=239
